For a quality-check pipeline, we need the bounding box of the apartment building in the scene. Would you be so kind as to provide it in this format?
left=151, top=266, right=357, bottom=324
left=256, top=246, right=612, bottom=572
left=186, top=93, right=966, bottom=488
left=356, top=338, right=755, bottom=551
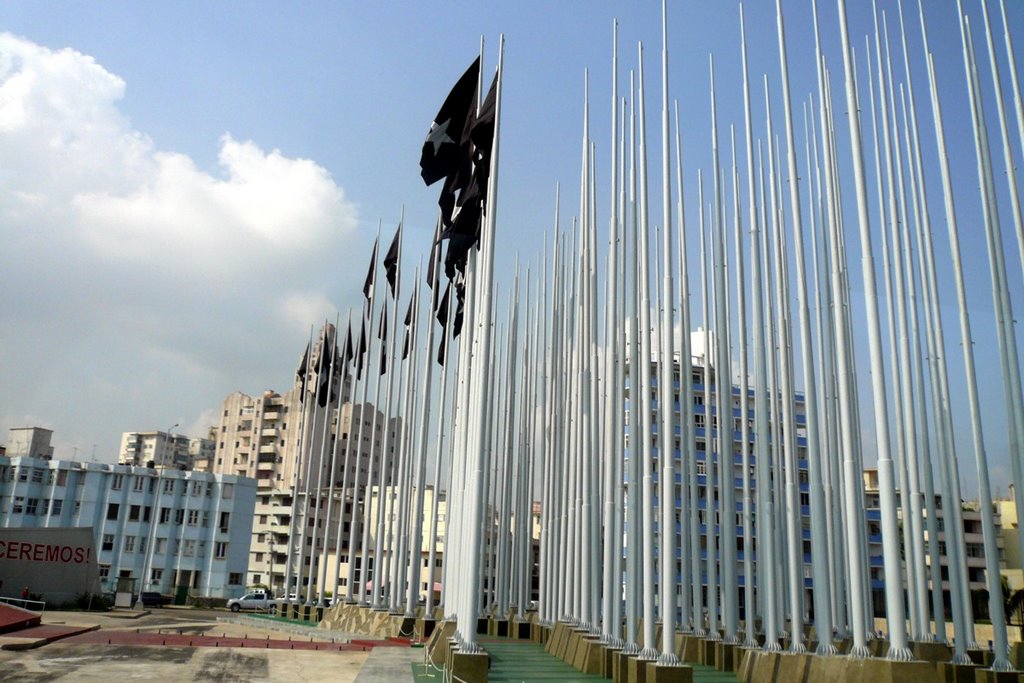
left=0, top=454, right=256, bottom=598
left=119, top=430, right=214, bottom=470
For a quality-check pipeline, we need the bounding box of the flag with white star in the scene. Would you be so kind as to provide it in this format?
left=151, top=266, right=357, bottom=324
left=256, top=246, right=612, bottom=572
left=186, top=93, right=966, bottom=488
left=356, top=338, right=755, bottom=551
left=419, top=57, right=480, bottom=187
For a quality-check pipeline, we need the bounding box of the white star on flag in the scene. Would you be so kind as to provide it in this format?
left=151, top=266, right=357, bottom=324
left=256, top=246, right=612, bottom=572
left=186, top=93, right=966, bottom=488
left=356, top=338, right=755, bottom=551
left=426, top=118, right=454, bottom=153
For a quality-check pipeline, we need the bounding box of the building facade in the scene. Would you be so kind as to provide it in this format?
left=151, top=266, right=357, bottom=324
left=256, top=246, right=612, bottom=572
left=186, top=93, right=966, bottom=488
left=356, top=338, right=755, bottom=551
left=119, top=430, right=213, bottom=470
left=203, top=326, right=398, bottom=594
left=4, top=427, right=55, bottom=460
left=0, top=455, right=255, bottom=598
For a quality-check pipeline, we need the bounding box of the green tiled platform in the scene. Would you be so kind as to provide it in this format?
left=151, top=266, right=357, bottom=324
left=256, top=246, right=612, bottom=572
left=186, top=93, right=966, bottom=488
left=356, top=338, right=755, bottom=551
left=411, top=637, right=739, bottom=683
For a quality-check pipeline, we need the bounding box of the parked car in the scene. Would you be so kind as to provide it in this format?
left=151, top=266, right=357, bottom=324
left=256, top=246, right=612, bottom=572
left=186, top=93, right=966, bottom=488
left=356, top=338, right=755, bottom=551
left=140, top=592, right=172, bottom=608
left=226, top=591, right=270, bottom=612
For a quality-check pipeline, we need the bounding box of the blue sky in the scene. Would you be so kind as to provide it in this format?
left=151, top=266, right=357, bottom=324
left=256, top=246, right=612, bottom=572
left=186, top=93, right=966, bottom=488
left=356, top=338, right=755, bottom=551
left=0, top=1, right=1022, bottom=498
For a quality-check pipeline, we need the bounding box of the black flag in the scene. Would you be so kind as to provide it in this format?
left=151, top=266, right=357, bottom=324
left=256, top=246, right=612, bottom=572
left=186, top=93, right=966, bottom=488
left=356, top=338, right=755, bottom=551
left=378, top=302, right=389, bottom=376
left=343, top=323, right=354, bottom=367
left=314, top=326, right=336, bottom=408
left=402, top=289, right=417, bottom=361
left=383, top=223, right=401, bottom=298
left=296, top=340, right=311, bottom=385
left=420, top=58, right=480, bottom=187
left=362, top=237, right=379, bottom=302
left=435, top=283, right=451, bottom=328
left=355, top=319, right=367, bottom=380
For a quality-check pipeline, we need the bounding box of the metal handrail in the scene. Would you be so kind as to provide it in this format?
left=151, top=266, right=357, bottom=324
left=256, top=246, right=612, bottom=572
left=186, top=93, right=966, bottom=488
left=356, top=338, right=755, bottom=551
left=0, top=596, right=46, bottom=613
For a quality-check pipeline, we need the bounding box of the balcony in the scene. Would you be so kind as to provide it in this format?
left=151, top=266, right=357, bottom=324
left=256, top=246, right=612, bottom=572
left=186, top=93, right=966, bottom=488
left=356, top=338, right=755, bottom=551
left=260, top=444, right=276, bottom=454
left=261, top=428, right=278, bottom=438
left=264, top=412, right=280, bottom=421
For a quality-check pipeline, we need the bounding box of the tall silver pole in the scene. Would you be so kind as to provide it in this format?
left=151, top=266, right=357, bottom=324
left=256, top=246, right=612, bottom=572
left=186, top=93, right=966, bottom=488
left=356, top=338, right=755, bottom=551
left=657, top=0, right=680, bottom=662
left=836, top=0, right=911, bottom=660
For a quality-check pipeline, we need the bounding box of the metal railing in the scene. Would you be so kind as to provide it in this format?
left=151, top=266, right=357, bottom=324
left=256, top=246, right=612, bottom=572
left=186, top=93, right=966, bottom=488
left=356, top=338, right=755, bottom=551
left=0, top=596, right=46, bottom=613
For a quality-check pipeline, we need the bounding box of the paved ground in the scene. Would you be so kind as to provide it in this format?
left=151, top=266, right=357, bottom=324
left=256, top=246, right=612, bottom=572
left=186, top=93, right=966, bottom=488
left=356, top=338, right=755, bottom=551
left=0, top=608, right=419, bottom=682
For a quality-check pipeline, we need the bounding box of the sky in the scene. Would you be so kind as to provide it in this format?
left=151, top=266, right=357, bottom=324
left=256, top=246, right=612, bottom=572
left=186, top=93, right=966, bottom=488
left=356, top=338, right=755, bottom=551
left=0, top=1, right=1022, bottom=497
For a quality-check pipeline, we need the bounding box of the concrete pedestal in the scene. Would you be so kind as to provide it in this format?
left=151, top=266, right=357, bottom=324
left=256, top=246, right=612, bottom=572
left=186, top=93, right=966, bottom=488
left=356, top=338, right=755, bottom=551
left=495, top=619, right=509, bottom=637
left=773, top=653, right=813, bottom=683
left=574, top=638, right=604, bottom=675
left=450, top=650, right=489, bottom=683
left=736, top=647, right=757, bottom=681
left=934, top=661, right=979, bottom=683
left=626, top=655, right=654, bottom=683
left=419, top=617, right=436, bottom=640
left=911, top=640, right=952, bottom=663
left=802, top=656, right=941, bottom=683
left=644, top=660, right=692, bottom=683
left=675, top=635, right=699, bottom=663
left=603, top=646, right=623, bottom=679
left=714, top=642, right=736, bottom=671
left=1010, top=642, right=1024, bottom=670
left=747, top=651, right=781, bottom=683
left=973, top=670, right=1020, bottom=683
left=699, top=639, right=717, bottom=666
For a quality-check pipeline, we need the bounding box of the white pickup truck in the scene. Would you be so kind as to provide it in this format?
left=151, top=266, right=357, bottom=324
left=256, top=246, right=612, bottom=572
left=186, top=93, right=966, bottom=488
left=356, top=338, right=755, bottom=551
left=226, top=591, right=270, bottom=612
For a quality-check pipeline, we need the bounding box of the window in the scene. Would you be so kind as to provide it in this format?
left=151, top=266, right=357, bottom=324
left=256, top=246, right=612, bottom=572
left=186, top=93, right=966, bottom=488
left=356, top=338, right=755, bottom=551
left=143, top=506, right=152, bottom=522
left=202, top=511, right=210, bottom=528
left=102, top=534, right=114, bottom=551
left=23, top=498, right=38, bottom=515
left=99, top=564, right=110, bottom=580
left=215, top=542, right=228, bottom=559
left=163, top=479, right=174, bottom=494
left=183, top=540, right=195, bottom=557
left=151, top=568, right=163, bottom=583
left=51, top=499, right=63, bottom=515
left=133, top=476, right=145, bottom=492
left=198, top=541, right=207, bottom=558
left=192, top=481, right=202, bottom=496
left=228, top=572, right=243, bottom=586
left=155, top=538, right=167, bottom=554
left=31, top=468, right=43, bottom=483
left=174, top=509, right=184, bottom=525
left=187, top=510, right=199, bottom=526
left=128, top=505, right=141, bottom=522
left=172, top=539, right=180, bottom=556
left=159, top=507, right=170, bottom=524
left=73, top=501, right=81, bottom=516
left=57, top=470, right=68, bottom=486
left=17, top=468, right=27, bottom=482
left=219, top=512, right=230, bottom=531
left=107, top=503, right=120, bottom=521
left=124, top=536, right=135, bottom=553
left=112, top=474, right=124, bottom=490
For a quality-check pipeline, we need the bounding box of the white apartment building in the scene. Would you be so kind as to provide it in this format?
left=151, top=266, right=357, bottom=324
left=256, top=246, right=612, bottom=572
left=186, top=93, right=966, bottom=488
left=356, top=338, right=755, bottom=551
left=119, top=430, right=213, bottom=470
left=205, top=324, right=399, bottom=594
left=4, top=427, right=55, bottom=460
left=0, top=455, right=256, bottom=598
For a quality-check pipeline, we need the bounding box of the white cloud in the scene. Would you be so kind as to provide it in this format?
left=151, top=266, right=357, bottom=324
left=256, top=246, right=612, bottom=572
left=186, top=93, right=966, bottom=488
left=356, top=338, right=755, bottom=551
left=0, top=32, right=363, bottom=460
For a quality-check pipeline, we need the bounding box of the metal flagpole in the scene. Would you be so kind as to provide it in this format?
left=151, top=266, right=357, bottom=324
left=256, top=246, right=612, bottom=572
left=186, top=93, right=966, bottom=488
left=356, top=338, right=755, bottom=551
left=774, top=0, right=832, bottom=652
left=600, top=18, right=620, bottom=646
left=458, top=35, right=503, bottom=653
left=633, top=41, right=658, bottom=659
left=738, top=6, right=768, bottom=646
left=836, top=0, right=911, bottom=660
left=956, top=7, right=1014, bottom=669
left=882, top=13, right=931, bottom=640
left=306, top=323, right=340, bottom=605
left=805, top=99, right=842, bottom=648
left=752, top=140, right=780, bottom=652
left=318, top=313, right=350, bottom=603
left=623, top=73, right=642, bottom=652
left=896, top=0, right=946, bottom=642
left=980, top=0, right=1024, bottom=578
left=673, top=99, right=695, bottom=637
left=657, top=0, right=680, bottom=662
left=730, top=124, right=754, bottom=648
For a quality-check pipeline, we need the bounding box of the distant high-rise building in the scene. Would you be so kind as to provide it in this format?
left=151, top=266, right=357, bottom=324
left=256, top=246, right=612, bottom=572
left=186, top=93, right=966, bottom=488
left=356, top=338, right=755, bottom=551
left=118, top=430, right=210, bottom=470
left=206, top=323, right=398, bottom=594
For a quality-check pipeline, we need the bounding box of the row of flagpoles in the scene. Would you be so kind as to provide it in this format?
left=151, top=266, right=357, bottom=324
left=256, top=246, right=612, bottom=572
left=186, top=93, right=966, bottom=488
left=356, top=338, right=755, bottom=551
left=275, top=0, right=1024, bottom=670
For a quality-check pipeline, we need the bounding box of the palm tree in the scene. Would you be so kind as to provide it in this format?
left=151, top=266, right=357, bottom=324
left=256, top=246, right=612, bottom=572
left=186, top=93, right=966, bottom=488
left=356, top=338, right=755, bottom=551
left=1003, top=576, right=1024, bottom=640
